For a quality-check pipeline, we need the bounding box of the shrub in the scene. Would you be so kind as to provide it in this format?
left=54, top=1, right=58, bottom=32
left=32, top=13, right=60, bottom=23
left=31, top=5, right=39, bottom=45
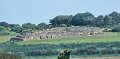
left=112, top=26, right=120, bottom=32
left=0, top=31, right=10, bottom=35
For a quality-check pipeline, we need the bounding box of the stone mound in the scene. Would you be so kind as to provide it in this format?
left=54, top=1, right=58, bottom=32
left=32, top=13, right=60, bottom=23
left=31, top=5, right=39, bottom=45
left=24, top=26, right=103, bottom=40
left=10, top=26, right=103, bottom=41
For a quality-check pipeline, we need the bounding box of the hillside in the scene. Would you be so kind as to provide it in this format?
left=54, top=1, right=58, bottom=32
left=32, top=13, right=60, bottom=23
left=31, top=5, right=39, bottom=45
left=0, top=35, right=14, bottom=43
left=18, top=32, right=120, bottom=45
left=0, top=32, right=119, bottom=45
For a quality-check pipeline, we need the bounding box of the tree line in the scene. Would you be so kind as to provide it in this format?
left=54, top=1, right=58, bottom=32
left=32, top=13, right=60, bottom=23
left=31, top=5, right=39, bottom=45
left=0, top=22, right=50, bottom=35
left=0, top=11, right=120, bottom=35
left=50, top=12, right=120, bottom=28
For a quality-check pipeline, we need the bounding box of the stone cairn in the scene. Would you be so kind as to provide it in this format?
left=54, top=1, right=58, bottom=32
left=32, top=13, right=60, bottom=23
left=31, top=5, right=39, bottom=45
left=10, top=26, right=103, bottom=41
left=58, top=50, right=71, bottom=59
left=24, top=26, right=103, bottom=40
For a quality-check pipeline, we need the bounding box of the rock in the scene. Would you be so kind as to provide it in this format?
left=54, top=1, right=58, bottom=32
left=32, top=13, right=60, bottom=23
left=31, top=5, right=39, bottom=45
left=10, top=26, right=103, bottom=41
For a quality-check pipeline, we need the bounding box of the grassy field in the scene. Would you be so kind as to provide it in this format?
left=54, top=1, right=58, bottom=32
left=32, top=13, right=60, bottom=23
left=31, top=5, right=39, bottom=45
left=18, top=32, right=120, bottom=45
left=0, top=32, right=120, bottom=59
left=71, top=57, right=120, bottom=59
left=0, top=35, right=14, bottom=43
left=23, top=57, right=120, bottom=59
left=23, top=55, right=120, bottom=59
left=0, top=32, right=120, bottom=45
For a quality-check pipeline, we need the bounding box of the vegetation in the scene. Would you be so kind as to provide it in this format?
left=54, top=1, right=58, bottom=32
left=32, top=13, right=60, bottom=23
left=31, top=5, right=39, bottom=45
left=17, top=32, right=120, bottom=45
left=112, top=25, right=120, bottom=32
left=58, top=50, right=71, bottom=59
left=50, top=12, right=120, bottom=28
left=0, top=36, right=14, bottom=43
left=0, top=52, right=22, bottom=59
left=1, top=11, right=120, bottom=58
left=0, top=32, right=119, bottom=57
left=0, top=12, right=120, bottom=35
left=0, top=41, right=120, bottom=56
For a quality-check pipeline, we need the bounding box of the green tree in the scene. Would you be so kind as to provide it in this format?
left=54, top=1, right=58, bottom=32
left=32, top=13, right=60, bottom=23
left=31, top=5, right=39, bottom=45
left=0, top=26, right=5, bottom=31
left=103, top=15, right=113, bottom=27
left=112, top=25, right=120, bottom=32
left=22, top=23, right=37, bottom=30
left=50, top=15, right=73, bottom=27
left=0, top=22, right=9, bottom=27
left=37, top=23, right=50, bottom=30
left=0, top=26, right=10, bottom=35
left=95, top=15, right=104, bottom=27
left=109, top=11, right=120, bottom=24
left=71, top=12, right=96, bottom=26
left=9, top=24, right=22, bottom=33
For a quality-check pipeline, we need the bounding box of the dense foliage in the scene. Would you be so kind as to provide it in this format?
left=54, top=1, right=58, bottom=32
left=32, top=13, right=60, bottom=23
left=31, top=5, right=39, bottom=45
left=1, top=11, right=120, bottom=34
left=0, top=42, right=120, bottom=56
left=0, top=22, right=49, bottom=35
left=112, top=25, right=120, bottom=32
left=0, top=26, right=11, bottom=35
left=50, top=12, right=120, bottom=28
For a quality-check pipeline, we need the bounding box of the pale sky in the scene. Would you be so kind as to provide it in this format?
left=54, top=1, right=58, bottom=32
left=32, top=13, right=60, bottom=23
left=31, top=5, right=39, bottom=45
left=0, top=0, right=120, bottom=25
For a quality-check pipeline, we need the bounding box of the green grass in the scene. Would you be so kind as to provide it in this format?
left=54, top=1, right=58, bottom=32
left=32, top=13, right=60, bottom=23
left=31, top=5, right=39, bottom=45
left=0, top=32, right=17, bottom=43
left=23, top=54, right=120, bottom=59
left=18, top=32, right=120, bottom=45
left=0, top=32, right=120, bottom=45
left=0, top=35, right=14, bottom=43
left=0, top=32, right=120, bottom=59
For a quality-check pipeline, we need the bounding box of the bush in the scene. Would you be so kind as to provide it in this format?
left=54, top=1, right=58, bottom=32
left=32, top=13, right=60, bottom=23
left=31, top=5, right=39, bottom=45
left=112, top=26, right=120, bottom=32
left=0, top=52, right=22, bottom=59
left=103, top=28, right=112, bottom=32
left=0, top=31, right=10, bottom=35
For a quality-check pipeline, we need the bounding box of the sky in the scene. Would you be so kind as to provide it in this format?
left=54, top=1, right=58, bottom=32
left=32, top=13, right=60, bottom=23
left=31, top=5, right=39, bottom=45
left=0, top=0, right=120, bottom=25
